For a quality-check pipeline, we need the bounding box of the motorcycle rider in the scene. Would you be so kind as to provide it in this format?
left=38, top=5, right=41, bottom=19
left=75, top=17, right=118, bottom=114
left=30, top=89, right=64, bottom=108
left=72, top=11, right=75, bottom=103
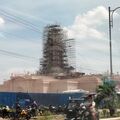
left=87, top=94, right=97, bottom=120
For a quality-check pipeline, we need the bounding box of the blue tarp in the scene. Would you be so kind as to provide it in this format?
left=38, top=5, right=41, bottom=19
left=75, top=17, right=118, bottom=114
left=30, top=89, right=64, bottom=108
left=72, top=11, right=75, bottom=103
left=0, top=92, right=85, bottom=107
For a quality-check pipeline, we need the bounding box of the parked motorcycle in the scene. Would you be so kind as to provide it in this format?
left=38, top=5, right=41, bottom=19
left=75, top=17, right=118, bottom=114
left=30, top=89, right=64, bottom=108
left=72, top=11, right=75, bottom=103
left=80, top=105, right=99, bottom=120
left=65, top=98, right=99, bottom=120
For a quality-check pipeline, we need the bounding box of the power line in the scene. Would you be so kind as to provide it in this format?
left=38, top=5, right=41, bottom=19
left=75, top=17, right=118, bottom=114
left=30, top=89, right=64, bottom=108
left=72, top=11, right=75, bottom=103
left=0, top=6, right=53, bottom=24
left=0, top=10, right=41, bottom=33
left=76, top=53, right=108, bottom=64
left=0, top=49, right=39, bottom=61
left=0, top=9, right=40, bottom=29
left=0, top=31, right=42, bottom=44
left=0, top=31, right=111, bottom=70
left=0, top=9, right=41, bottom=30
left=77, top=66, right=102, bottom=73
left=0, top=9, right=116, bottom=73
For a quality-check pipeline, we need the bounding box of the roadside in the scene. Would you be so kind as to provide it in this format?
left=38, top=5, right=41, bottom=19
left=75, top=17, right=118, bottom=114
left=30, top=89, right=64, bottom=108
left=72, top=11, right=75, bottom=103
left=32, top=115, right=120, bottom=120
left=100, top=117, right=120, bottom=120
left=0, top=115, right=120, bottom=120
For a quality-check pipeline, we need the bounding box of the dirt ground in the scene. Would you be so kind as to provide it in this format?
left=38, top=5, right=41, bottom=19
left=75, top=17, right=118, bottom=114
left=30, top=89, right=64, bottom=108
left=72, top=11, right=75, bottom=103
left=1, top=115, right=120, bottom=120
left=36, top=115, right=65, bottom=120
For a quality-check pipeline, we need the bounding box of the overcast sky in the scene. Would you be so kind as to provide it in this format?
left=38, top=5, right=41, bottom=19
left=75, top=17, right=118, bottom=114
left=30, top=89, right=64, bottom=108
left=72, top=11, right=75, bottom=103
left=0, top=0, right=120, bottom=83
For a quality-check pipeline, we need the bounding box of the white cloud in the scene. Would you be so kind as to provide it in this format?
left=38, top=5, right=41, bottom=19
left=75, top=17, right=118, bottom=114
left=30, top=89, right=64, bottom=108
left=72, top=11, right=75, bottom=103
left=64, top=6, right=111, bottom=73
left=0, top=17, right=5, bottom=25
left=65, top=6, right=108, bottom=39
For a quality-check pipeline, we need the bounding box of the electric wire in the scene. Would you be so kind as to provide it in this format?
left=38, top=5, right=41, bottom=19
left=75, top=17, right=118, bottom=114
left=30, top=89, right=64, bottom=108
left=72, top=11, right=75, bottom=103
left=0, top=49, right=39, bottom=61
left=0, top=6, right=53, bottom=24
left=0, top=9, right=41, bottom=30
left=0, top=31, right=42, bottom=44
left=0, top=9, right=118, bottom=73
left=0, top=10, right=41, bottom=33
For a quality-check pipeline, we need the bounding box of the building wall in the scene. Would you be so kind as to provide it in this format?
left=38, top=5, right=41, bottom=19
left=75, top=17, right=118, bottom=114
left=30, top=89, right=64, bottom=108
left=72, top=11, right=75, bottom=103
left=77, top=76, right=102, bottom=92
left=48, top=80, right=68, bottom=93
left=67, top=81, right=78, bottom=91
left=0, top=75, right=103, bottom=93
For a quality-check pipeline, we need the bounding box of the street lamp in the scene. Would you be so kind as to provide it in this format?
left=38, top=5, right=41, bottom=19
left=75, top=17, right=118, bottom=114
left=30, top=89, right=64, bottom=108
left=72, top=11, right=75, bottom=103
left=108, top=6, right=120, bottom=78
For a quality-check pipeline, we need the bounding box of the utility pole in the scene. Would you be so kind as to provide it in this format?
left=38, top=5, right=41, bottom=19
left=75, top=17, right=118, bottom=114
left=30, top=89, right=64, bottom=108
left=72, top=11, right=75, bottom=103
left=108, top=7, right=113, bottom=78
left=108, top=6, right=120, bottom=78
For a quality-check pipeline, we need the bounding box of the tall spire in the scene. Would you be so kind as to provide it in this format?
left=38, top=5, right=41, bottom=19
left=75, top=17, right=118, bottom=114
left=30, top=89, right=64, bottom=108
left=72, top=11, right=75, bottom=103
left=40, top=24, right=69, bottom=75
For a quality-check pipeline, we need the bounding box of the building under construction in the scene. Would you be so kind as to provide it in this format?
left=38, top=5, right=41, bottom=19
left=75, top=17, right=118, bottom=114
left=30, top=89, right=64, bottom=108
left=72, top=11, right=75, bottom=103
left=40, top=24, right=75, bottom=75
left=0, top=24, right=106, bottom=107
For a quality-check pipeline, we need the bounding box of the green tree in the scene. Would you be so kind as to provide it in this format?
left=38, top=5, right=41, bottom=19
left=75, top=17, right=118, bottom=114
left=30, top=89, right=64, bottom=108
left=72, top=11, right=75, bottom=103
left=95, top=79, right=117, bottom=116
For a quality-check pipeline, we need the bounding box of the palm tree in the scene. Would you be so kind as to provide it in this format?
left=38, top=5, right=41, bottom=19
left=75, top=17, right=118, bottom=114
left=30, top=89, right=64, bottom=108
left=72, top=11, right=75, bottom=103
left=95, top=79, right=117, bottom=116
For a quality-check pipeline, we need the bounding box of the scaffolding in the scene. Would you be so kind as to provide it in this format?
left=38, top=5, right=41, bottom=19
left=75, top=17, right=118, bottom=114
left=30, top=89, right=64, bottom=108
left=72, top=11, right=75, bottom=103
left=65, top=39, right=76, bottom=71
left=39, top=24, right=75, bottom=75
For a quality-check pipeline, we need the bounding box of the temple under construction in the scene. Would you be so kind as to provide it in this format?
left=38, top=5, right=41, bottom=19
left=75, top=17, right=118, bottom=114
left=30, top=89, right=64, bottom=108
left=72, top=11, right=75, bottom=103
left=0, top=24, right=106, bottom=93
left=40, top=24, right=75, bottom=75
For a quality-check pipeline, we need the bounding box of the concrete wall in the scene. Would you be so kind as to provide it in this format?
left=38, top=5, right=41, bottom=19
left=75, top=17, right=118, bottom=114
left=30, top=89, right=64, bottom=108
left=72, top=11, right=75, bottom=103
left=77, top=76, right=102, bottom=92
left=48, top=80, right=68, bottom=93
left=0, top=75, right=103, bottom=93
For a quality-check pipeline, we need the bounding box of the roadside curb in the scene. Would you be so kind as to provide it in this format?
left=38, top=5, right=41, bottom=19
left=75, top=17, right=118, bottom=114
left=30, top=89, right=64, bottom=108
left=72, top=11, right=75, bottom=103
left=100, top=117, right=120, bottom=120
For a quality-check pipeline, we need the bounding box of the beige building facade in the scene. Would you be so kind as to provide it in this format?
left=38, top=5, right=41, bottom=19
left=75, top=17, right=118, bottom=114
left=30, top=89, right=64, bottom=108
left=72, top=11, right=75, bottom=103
left=0, top=74, right=103, bottom=93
